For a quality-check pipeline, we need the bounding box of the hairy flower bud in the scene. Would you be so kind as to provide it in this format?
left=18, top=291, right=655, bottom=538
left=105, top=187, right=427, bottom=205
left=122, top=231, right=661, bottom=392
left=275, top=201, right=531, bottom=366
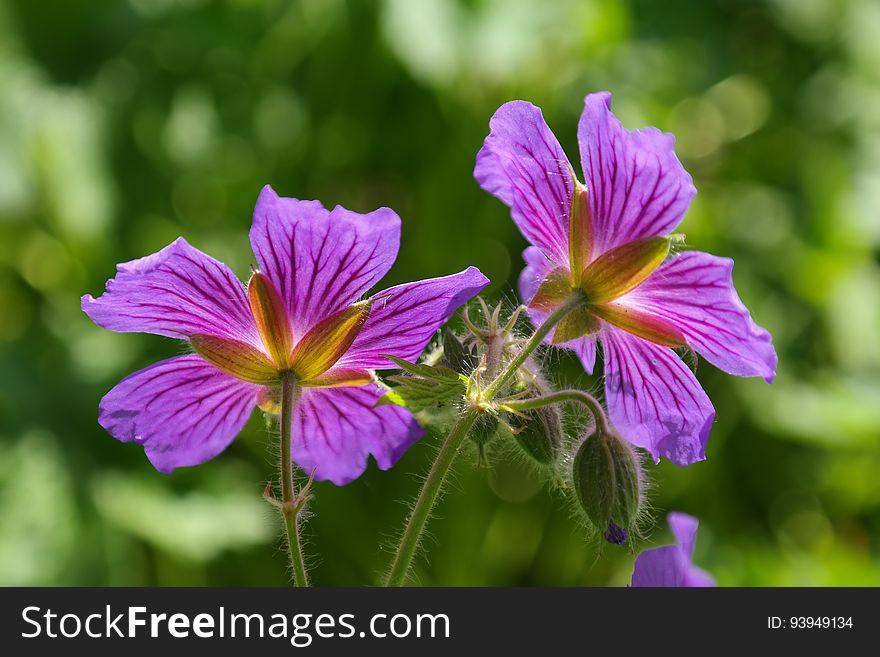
left=469, top=412, right=499, bottom=449
left=508, top=403, right=563, bottom=466
left=572, top=430, right=641, bottom=544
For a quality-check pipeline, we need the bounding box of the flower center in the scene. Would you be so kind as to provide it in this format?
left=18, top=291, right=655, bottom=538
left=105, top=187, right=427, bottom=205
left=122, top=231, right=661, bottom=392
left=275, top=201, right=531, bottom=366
left=528, top=179, right=686, bottom=346
left=191, top=272, right=374, bottom=392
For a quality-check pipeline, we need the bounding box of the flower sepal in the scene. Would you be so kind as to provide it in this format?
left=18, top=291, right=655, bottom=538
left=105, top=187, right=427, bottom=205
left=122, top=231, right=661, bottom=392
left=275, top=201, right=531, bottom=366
left=592, top=302, right=686, bottom=348
left=567, top=179, right=592, bottom=285
left=190, top=334, right=278, bottom=384
left=304, top=368, right=374, bottom=388
left=551, top=305, right=599, bottom=344
left=289, top=300, right=372, bottom=381
left=247, top=271, right=293, bottom=368
left=529, top=268, right=571, bottom=312
left=580, top=234, right=681, bottom=303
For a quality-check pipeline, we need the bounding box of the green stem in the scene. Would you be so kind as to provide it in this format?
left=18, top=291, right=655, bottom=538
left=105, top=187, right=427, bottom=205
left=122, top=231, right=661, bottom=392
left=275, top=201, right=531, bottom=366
left=503, top=388, right=610, bottom=436
left=279, top=373, right=309, bottom=587
left=384, top=409, right=480, bottom=587
left=480, top=293, right=586, bottom=401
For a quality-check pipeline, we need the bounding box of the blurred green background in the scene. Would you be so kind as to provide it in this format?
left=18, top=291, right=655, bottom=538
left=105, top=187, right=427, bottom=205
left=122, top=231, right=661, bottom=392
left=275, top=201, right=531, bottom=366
left=1, top=0, right=879, bottom=586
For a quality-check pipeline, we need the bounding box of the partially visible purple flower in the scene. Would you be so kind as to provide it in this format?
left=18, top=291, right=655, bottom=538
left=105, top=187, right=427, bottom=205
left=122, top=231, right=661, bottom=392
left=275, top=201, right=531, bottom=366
left=475, top=92, right=777, bottom=466
left=83, top=185, right=488, bottom=484
left=631, top=512, right=715, bottom=587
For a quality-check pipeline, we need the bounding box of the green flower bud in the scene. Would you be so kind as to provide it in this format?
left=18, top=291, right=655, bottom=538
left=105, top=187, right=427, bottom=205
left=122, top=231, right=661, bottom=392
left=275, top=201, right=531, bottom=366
left=468, top=412, right=499, bottom=449
left=571, top=430, right=641, bottom=544
left=508, top=404, right=563, bottom=466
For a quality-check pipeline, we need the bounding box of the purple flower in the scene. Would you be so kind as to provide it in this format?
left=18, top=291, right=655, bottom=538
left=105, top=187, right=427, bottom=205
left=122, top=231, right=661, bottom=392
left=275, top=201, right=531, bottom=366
left=83, top=185, right=488, bottom=485
left=630, top=512, right=715, bottom=587
left=475, top=92, right=777, bottom=466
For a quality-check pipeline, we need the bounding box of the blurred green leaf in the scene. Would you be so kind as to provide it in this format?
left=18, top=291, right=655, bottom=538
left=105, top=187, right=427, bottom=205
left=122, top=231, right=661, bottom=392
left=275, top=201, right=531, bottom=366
left=91, top=470, right=273, bottom=563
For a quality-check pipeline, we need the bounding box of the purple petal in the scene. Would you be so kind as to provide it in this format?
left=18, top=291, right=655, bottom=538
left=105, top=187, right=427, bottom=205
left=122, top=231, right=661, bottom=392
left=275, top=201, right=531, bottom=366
left=683, top=566, right=716, bottom=587
left=291, top=384, right=424, bottom=485
left=519, top=245, right=559, bottom=304
left=569, top=337, right=598, bottom=375
left=249, top=185, right=401, bottom=336
left=519, top=246, right=596, bottom=374
left=602, top=326, right=715, bottom=466
left=619, top=251, right=777, bottom=382
left=99, top=355, right=260, bottom=473
left=632, top=512, right=715, bottom=587
left=475, top=101, right=573, bottom=265
left=630, top=545, right=690, bottom=587
left=82, top=238, right=261, bottom=348
left=631, top=546, right=715, bottom=587
left=335, top=267, right=489, bottom=370
left=667, top=511, right=699, bottom=558
left=578, top=92, right=696, bottom=256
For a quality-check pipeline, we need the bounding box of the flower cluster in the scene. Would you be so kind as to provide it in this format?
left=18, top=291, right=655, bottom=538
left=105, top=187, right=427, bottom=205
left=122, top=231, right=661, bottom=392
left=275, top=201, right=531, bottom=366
left=83, top=91, right=777, bottom=587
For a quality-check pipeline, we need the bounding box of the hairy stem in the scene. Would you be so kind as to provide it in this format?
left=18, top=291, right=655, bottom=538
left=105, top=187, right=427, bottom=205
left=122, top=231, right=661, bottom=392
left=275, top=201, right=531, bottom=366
left=279, top=373, right=309, bottom=587
left=480, top=293, right=586, bottom=401
left=385, top=409, right=480, bottom=586
left=503, top=388, right=610, bottom=436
